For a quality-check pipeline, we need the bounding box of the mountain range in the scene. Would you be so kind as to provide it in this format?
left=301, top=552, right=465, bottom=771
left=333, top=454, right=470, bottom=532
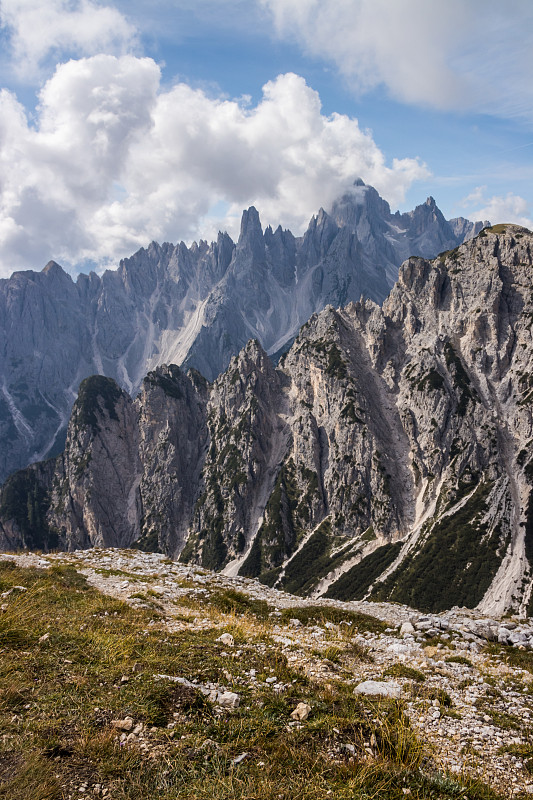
left=2, top=221, right=531, bottom=617
left=0, top=180, right=487, bottom=484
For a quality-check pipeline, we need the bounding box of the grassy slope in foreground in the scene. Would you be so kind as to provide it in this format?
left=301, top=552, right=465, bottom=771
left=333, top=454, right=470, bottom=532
left=0, top=559, right=503, bottom=800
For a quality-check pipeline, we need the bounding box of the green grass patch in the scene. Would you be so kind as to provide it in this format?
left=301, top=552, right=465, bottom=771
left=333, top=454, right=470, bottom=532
left=484, top=641, right=533, bottom=675
left=0, top=560, right=503, bottom=800
left=278, top=604, right=387, bottom=634
left=445, top=655, right=473, bottom=667
left=207, top=588, right=270, bottom=619
left=486, top=224, right=509, bottom=235
left=325, top=542, right=403, bottom=602
left=383, top=664, right=426, bottom=683
left=411, top=684, right=453, bottom=707
left=373, top=480, right=500, bottom=612
left=498, top=743, right=533, bottom=758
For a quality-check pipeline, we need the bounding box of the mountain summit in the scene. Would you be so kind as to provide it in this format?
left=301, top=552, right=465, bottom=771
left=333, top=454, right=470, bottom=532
left=0, top=182, right=487, bottom=482
left=4, top=223, right=531, bottom=617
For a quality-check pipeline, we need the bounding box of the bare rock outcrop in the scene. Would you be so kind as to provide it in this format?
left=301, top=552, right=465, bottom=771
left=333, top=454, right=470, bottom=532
left=0, top=183, right=485, bottom=483
left=6, top=225, right=533, bottom=617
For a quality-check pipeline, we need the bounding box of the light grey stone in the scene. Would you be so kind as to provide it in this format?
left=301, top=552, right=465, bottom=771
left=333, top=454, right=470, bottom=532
left=400, top=622, right=416, bottom=635
left=290, top=702, right=312, bottom=721
left=216, top=692, right=240, bottom=709
left=216, top=633, right=235, bottom=647
left=354, top=681, right=402, bottom=699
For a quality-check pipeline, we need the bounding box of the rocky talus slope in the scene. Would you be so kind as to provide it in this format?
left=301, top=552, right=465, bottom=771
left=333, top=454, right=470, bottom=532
left=4, top=547, right=533, bottom=798
left=1, top=224, right=531, bottom=618
left=0, top=181, right=486, bottom=483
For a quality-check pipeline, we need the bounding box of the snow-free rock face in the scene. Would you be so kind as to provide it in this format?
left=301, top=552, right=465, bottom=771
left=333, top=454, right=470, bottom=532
left=7, top=225, right=531, bottom=617
left=0, top=368, right=209, bottom=554
left=135, top=365, right=209, bottom=557
left=0, top=182, right=486, bottom=483
left=47, top=376, right=142, bottom=551
left=0, top=375, right=141, bottom=552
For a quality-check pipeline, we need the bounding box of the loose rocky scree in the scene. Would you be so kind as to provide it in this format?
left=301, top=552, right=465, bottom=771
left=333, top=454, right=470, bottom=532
left=2, top=549, right=533, bottom=799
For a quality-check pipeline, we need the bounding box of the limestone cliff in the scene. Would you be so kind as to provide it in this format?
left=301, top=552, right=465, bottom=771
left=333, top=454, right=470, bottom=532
left=0, top=183, right=485, bottom=483
left=4, top=224, right=532, bottom=617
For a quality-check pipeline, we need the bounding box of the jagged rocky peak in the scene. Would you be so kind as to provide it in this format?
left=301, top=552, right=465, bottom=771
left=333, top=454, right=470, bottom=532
left=71, top=374, right=129, bottom=432
left=233, top=206, right=267, bottom=270
left=229, top=338, right=274, bottom=379
left=448, top=216, right=491, bottom=242
left=0, top=375, right=141, bottom=553
left=330, top=179, right=392, bottom=230
left=139, top=363, right=196, bottom=405
left=407, top=195, right=441, bottom=227
left=179, top=337, right=290, bottom=573
left=42, top=260, right=71, bottom=279
left=0, top=181, right=490, bottom=490
left=280, top=301, right=414, bottom=536
left=4, top=223, right=532, bottom=615
left=0, top=365, right=212, bottom=556
left=298, top=206, right=339, bottom=268
left=239, top=205, right=262, bottom=238
left=392, top=222, right=532, bottom=320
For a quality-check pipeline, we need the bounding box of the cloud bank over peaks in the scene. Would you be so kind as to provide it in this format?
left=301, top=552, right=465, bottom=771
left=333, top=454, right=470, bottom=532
left=0, top=56, right=429, bottom=277
left=0, top=0, right=137, bottom=79
left=461, top=187, right=533, bottom=230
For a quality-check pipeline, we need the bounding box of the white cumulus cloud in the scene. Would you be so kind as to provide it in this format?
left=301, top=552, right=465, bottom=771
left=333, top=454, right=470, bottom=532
left=260, top=0, right=533, bottom=122
left=461, top=186, right=533, bottom=229
left=0, top=0, right=137, bottom=78
left=0, top=56, right=429, bottom=276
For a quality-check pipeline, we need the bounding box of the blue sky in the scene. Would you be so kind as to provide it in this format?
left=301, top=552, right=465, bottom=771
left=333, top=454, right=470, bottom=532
left=0, top=0, right=531, bottom=276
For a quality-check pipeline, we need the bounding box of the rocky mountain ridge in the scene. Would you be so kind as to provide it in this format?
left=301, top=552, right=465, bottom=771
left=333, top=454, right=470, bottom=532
left=1, top=223, right=531, bottom=617
left=0, top=181, right=487, bottom=483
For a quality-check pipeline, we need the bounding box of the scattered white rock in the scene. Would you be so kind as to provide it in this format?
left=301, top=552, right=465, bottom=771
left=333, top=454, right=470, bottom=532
left=6, top=546, right=533, bottom=796
left=354, top=681, right=401, bottom=699
left=217, top=691, right=240, bottom=709
left=231, top=752, right=249, bottom=765
left=216, top=633, right=235, bottom=647
left=290, top=702, right=312, bottom=721
left=112, top=717, right=134, bottom=732
left=1, top=585, right=27, bottom=598
left=400, top=622, right=415, bottom=636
